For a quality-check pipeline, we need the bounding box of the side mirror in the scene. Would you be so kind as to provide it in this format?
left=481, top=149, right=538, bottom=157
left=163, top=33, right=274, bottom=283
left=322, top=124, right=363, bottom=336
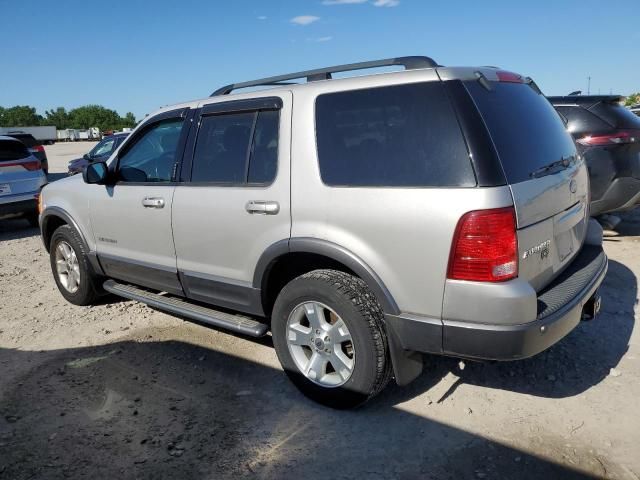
left=82, top=161, right=108, bottom=184
left=83, top=153, right=90, bottom=160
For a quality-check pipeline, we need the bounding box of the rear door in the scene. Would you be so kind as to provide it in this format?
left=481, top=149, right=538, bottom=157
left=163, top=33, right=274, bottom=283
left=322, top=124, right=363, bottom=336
left=465, top=80, right=589, bottom=290
left=172, top=93, right=292, bottom=315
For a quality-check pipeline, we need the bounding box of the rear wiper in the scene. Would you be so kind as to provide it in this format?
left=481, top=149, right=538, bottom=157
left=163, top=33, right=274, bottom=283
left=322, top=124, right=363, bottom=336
left=530, top=156, right=575, bottom=179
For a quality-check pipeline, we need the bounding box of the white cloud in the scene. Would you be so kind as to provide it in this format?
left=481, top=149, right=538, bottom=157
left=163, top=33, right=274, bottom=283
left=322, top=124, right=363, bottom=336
left=322, top=0, right=367, bottom=4
left=257, top=15, right=267, bottom=20
left=290, top=15, right=320, bottom=25
left=308, top=36, right=333, bottom=42
left=373, top=0, right=400, bottom=6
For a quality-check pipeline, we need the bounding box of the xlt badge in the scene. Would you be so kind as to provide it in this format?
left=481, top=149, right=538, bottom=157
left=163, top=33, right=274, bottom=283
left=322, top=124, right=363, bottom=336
left=523, top=240, right=551, bottom=260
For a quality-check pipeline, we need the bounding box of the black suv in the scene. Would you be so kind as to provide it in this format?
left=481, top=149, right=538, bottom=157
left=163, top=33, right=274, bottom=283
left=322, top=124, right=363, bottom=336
left=6, top=132, right=49, bottom=174
left=548, top=96, right=640, bottom=217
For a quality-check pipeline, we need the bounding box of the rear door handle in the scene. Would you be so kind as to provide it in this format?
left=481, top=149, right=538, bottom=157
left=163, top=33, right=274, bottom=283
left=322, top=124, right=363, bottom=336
left=245, top=200, right=279, bottom=215
left=142, top=197, right=165, bottom=209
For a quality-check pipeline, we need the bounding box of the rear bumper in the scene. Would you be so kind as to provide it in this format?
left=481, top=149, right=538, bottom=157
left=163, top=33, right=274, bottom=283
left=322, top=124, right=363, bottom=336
left=386, top=245, right=608, bottom=362
left=0, top=195, right=38, bottom=218
left=590, top=177, right=640, bottom=216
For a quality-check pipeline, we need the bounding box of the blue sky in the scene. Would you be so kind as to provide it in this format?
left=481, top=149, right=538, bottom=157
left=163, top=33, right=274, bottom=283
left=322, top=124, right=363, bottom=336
left=1, top=0, right=638, bottom=120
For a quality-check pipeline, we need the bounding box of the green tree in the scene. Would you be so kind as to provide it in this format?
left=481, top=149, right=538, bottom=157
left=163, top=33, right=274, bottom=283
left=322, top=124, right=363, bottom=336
left=0, top=105, right=42, bottom=127
left=122, top=112, right=137, bottom=128
left=624, top=92, right=640, bottom=107
left=44, top=107, right=70, bottom=129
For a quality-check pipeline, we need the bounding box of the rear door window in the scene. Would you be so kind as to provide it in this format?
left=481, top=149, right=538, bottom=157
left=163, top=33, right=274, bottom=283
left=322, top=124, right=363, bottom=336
left=315, top=82, right=476, bottom=187
left=465, top=81, right=577, bottom=184
left=191, top=109, right=279, bottom=185
left=0, top=140, right=30, bottom=161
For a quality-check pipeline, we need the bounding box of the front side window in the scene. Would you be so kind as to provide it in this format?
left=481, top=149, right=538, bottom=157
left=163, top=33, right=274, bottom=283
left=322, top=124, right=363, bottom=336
left=191, top=109, right=279, bottom=184
left=315, top=82, right=475, bottom=187
left=117, top=118, right=183, bottom=182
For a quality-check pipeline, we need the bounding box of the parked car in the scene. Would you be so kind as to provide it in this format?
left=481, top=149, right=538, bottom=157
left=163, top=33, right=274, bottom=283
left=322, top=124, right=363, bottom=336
left=630, top=104, right=640, bottom=117
left=549, top=95, right=640, bottom=218
left=40, top=57, right=607, bottom=408
left=67, top=133, right=129, bottom=175
left=0, top=136, right=47, bottom=225
left=6, top=132, right=49, bottom=174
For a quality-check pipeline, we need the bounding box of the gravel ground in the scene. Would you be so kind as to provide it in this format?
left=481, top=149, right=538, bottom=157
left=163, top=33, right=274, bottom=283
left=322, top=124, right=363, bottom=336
left=0, top=143, right=638, bottom=479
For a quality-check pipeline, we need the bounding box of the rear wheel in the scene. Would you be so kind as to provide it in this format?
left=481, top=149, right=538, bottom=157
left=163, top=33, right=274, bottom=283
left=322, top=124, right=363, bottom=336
left=271, top=269, right=392, bottom=408
left=49, top=225, right=102, bottom=305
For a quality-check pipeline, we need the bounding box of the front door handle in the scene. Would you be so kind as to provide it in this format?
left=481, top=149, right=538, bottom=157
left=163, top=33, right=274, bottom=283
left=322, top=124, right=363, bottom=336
left=142, top=197, right=165, bottom=209
left=245, top=200, right=279, bottom=215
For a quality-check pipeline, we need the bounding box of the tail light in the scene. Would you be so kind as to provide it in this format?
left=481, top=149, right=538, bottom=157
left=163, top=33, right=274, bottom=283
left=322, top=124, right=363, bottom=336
left=577, top=129, right=640, bottom=146
left=22, top=160, right=42, bottom=171
left=448, top=207, right=518, bottom=282
left=37, top=192, right=43, bottom=215
left=29, top=145, right=45, bottom=153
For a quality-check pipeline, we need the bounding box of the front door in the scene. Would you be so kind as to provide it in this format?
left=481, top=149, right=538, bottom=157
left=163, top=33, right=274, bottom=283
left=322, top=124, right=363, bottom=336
left=172, top=94, right=292, bottom=314
left=89, top=110, right=190, bottom=294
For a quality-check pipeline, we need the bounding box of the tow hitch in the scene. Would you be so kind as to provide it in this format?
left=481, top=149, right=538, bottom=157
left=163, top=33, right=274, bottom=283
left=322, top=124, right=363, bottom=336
left=582, top=291, right=602, bottom=321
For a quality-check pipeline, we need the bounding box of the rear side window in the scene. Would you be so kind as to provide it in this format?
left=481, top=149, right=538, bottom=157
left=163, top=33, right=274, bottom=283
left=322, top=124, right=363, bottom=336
left=191, top=109, right=279, bottom=185
left=590, top=102, right=640, bottom=129
left=0, top=140, right=30, bottom=161
left=466, top=82, right=577, bottom=184
left=315, top=82, right=476, bottom=187
left=554, top=105, right=612, bottom=135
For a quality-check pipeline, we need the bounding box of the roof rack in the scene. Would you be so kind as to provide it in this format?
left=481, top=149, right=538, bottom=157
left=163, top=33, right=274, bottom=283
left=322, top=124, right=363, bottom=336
left=210, top=56, right=438, bottom=96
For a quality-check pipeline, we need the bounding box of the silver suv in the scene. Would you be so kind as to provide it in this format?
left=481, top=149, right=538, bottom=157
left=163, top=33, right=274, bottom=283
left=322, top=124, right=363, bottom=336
left=40, top=57, right=608, bottom=408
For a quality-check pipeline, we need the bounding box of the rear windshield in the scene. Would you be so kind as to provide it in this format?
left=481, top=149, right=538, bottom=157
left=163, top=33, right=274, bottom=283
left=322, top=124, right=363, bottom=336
left=315, top=82, right=476, bottom=187
left=590, top=102, right=640, bottom=129
left=466, top=81, right=577, bottom=184
left=0, top=140, right=30, bottom=161
left=8, top=134, right=37, bottom=148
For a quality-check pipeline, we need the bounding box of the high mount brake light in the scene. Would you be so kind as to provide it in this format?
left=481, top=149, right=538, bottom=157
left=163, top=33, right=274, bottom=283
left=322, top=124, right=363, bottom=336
left=448, top=207, right=518, bottom=282
left=496, top=71, right=524, bottom=83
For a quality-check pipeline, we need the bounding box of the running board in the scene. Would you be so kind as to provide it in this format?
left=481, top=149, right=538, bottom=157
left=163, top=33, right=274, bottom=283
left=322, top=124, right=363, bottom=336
left=103, top=280, right=268, bottom=337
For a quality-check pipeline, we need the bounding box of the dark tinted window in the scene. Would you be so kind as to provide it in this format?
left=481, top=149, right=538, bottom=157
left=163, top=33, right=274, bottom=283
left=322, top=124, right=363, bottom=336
left=315, top=82, right=475, bottom=187
left=192, top=110, right=279, bottom=184
left=553, top=105, right=612, bottom=135
left=466, top=82, right=577, bottom=184
left=248, top=110, right=279, bottom=184
left=590, top=102, right=640, bottom=129
left=0, top=140, right=30, bottom=161
left=118, top=118, right=183, bottom=182
left=8, top=134, right=37, bottom=148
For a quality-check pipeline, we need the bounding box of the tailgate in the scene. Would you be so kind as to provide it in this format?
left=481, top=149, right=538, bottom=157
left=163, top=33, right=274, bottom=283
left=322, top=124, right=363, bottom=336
left=512, top=162, right=589, bottom=291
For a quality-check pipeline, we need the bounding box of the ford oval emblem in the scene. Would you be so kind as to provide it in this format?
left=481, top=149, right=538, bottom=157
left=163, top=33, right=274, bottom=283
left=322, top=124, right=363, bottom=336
left=569, top=179, right=577, bottom=194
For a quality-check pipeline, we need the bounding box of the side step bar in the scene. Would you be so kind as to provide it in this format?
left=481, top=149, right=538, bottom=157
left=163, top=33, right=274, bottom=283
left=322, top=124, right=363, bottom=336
left=103, top=280, right=268, bottom=338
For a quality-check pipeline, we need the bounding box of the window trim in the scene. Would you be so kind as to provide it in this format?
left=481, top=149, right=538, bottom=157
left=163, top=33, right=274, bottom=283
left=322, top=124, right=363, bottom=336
left=183, top=98, right=282, bottom=187
left=112, top=108, right=192, bottom=186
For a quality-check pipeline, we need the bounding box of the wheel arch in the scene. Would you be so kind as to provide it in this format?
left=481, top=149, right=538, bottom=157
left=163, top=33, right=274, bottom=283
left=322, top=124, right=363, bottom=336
left=253, top=238, right=400, bottom=317
left=41, top=207, right=105, bottom=276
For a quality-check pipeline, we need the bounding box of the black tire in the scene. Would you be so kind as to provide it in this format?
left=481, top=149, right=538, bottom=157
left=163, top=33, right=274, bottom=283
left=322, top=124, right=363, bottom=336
left=49, top=224, right=102, bottom=306
left=271, top=269, right=392, bottom=409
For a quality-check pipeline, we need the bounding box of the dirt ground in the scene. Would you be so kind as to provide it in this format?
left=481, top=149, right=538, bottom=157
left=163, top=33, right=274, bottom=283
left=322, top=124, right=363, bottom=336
left=0, top=143, right=638, bottom=479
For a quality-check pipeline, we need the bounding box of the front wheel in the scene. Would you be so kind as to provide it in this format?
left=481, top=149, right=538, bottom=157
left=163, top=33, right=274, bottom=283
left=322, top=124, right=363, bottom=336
left=271, top=269, right=392, bottom=409
left=49, top=225, right=102, bottom=305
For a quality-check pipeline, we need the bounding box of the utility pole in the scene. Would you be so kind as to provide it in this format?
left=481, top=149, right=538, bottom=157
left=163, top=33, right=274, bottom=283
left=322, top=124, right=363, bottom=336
left=587, top=76, right=591, bottom=95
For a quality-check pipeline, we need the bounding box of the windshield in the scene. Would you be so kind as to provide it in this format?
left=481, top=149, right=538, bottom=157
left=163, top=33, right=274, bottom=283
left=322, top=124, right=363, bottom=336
left=465, top=81, right=578, bottom=184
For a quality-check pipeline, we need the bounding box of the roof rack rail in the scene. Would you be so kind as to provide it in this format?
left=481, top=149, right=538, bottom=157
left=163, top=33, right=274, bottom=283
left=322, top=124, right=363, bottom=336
left=210, top=56, right=439, bottom=96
